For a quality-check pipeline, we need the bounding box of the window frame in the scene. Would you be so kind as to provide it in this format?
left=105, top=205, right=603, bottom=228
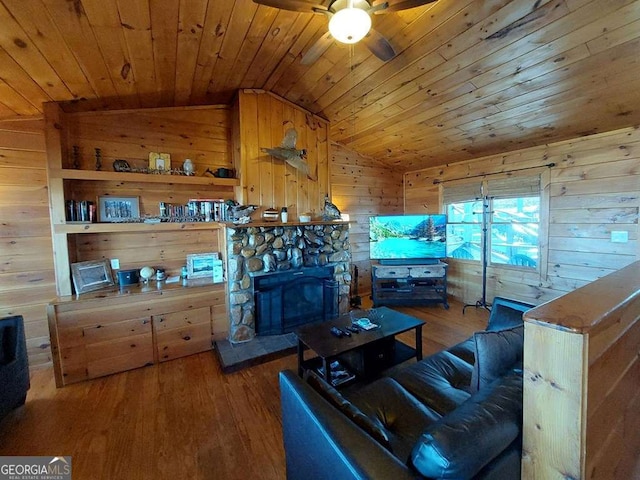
left=442, top=175, right=543, bottom=271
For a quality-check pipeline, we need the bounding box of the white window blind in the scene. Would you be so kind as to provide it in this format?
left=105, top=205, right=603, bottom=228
left=486, top=175, right=540, bottom=198
left=442, top=182, right=482, bottom=205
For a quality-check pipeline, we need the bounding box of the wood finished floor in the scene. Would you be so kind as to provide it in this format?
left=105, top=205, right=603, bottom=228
left=0, top=300, right=489, bottom=480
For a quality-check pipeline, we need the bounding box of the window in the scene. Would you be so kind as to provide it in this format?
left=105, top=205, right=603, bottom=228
left=446, top=200, right=482, bottom=260
left=490, top=196, right=539, bottom=267
left=444, top=176, right=540, bottom=269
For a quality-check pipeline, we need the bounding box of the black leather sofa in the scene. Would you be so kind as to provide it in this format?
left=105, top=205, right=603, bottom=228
left=279, top=297, right=533, bottom=479
left=0, top=315, right=30, bottom=422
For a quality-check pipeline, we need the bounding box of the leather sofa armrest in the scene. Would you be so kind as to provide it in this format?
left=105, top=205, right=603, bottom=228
left=487, top=297, right=534, bottom=331
left=279, top=370, right=417, bottom=480
left=410, top=372, right=523, bottom=479
left=0, top=315, right=30, bottom=421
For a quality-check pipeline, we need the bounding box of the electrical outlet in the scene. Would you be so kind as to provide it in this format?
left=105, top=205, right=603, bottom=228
left=110, top=258, right=120, bottom=269
left=611, top=231, right=628, bottom=243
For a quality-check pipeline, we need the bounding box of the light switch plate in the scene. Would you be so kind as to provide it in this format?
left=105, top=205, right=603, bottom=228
left=611, top=231, right=628, bottom=243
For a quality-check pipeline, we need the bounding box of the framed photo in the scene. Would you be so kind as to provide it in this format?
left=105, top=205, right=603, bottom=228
left=187, top=252, right=219, bottom=279
left=71, top=259, right=115, bottom=294
left=98, top=196, right=140, bottom=222
left=149, top=152, right=171, bottom=171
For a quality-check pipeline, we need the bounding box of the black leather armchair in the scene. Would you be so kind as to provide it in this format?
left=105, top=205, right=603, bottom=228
left=0, top=315, right=30, bottom=421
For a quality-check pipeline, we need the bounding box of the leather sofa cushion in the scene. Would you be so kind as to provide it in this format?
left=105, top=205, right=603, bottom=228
left=470, top=325, right=524, bottom=392
left=390, top=351, right=472, bottom=415
left=446, top=337, right=475, bottom=365
left=410, top=372, right=523, bottom=479
left=305, top=371, right=391, bottom=450
left=347, top=377, right=441, bottom=462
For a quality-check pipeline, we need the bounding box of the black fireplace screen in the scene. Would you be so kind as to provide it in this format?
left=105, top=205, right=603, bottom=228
left=254, top=267, right=338, bottom=335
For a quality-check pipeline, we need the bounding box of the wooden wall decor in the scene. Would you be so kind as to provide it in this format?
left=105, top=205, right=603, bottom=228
left=232, top=90, right=330, bottom=219
left=0, top=118, right=55, bottom=368
left=404, top=126, right=640, bottom=307
left=330, top=142, right=404, bottom=295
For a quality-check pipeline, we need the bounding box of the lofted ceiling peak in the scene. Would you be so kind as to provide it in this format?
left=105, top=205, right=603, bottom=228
left=0, top=0, right=639, bottom=171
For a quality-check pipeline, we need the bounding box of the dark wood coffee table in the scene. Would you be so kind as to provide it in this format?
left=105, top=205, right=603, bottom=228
left=294, top=306, right=424, bottom=385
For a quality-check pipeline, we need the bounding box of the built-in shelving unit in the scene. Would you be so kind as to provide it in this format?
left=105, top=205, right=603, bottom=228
left=44, top=102, right=236, bottom=297
left=44, top=102, right=235, bottom=386
left=54, top=221, right=224, bottom=234
left=50, top=168, right=233, bottom=234
left=49, top=168, right=239, bottom=186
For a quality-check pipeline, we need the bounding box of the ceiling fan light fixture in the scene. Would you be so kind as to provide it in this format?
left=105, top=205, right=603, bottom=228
left=328, top=7, right=371, bottom=44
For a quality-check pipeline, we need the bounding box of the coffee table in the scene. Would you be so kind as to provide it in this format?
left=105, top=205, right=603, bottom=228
left=294, top=306, right=424, bottom=385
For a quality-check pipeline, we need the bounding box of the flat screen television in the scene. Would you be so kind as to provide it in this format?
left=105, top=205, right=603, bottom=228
left=369, top=214, right=447, bottom=264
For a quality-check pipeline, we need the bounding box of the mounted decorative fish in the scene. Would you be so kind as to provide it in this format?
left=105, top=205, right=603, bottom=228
left=261, top=128, right=317, bottom=181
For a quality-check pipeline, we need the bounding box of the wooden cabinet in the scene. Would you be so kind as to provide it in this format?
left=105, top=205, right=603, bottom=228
left=48, top=283, right=227, bottom=387
left=55, top=312, right=154, bottom=385
left=154, top=306, right=212, bottom=362
left=371, top=262, right=449, bottom=309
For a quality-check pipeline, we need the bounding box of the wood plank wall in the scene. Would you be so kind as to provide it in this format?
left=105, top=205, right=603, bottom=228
left=0, top=118, right=55, bottom=368
left=233, top=90, right=330, bottom=219
left=330, top=142, right=404, bottom=295
left=64, top=106, right=232, bottom=174
left=404, top=126, right=640, bottom=306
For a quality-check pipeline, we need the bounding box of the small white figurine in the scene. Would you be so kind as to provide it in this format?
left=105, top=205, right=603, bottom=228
left=182, top=158, right=195, bottom=176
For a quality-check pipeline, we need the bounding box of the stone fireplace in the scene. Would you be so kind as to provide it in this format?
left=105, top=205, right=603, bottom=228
left=225, top=222, right=351, bottom=343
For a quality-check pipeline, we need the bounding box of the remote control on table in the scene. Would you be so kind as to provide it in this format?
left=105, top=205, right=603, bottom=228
left=346, top=326, right=360, bottom=334
left=330, top=326, right=344, bottom=338
left=341, top=328, right=351, bottom=337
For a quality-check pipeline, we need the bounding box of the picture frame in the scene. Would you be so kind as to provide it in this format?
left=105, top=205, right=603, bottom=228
left=98, top=196, right=140, bottom=222
left=186, top=252, right=220, bottom=279
left=71, top=259, right=115, bottom=294
left=149, top=152, right=171, bottom=171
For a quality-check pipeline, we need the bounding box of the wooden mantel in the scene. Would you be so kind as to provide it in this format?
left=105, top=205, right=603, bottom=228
left=522, top=260, right=640, bottom=479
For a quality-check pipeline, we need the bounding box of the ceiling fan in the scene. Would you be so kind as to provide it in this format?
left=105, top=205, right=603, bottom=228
left=252, top=0, right=439, bottom=64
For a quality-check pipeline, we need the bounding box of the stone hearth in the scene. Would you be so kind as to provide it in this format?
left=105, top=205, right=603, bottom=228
left=214, top=333, right=298, bottom=373
left=226, top=222, right=351, bottom=343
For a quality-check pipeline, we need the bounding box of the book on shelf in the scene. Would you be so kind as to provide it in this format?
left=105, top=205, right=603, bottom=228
left=187, top=198, right=230, bottom=222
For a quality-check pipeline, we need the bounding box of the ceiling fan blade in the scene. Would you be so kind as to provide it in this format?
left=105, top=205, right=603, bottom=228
left=371, top=0, right=437, bottom=13
left=362, top=29, right=396, bottom=61
left=252, top=0, right=328, bottom=13
left=301, top=31, right=334, bottom=65
left=367, top=1, right=389, bottom=14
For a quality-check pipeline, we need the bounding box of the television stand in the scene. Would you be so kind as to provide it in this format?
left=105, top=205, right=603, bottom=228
left=371, top=262, right=448, bottom=309
left=378, top=258, right=440, bottom=266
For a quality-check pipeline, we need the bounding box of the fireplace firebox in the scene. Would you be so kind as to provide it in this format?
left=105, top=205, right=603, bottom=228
left=254, top=266, right=338, bottom=335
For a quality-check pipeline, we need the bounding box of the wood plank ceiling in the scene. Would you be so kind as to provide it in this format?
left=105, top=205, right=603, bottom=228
left=0, top=0, right=639, bottom=171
